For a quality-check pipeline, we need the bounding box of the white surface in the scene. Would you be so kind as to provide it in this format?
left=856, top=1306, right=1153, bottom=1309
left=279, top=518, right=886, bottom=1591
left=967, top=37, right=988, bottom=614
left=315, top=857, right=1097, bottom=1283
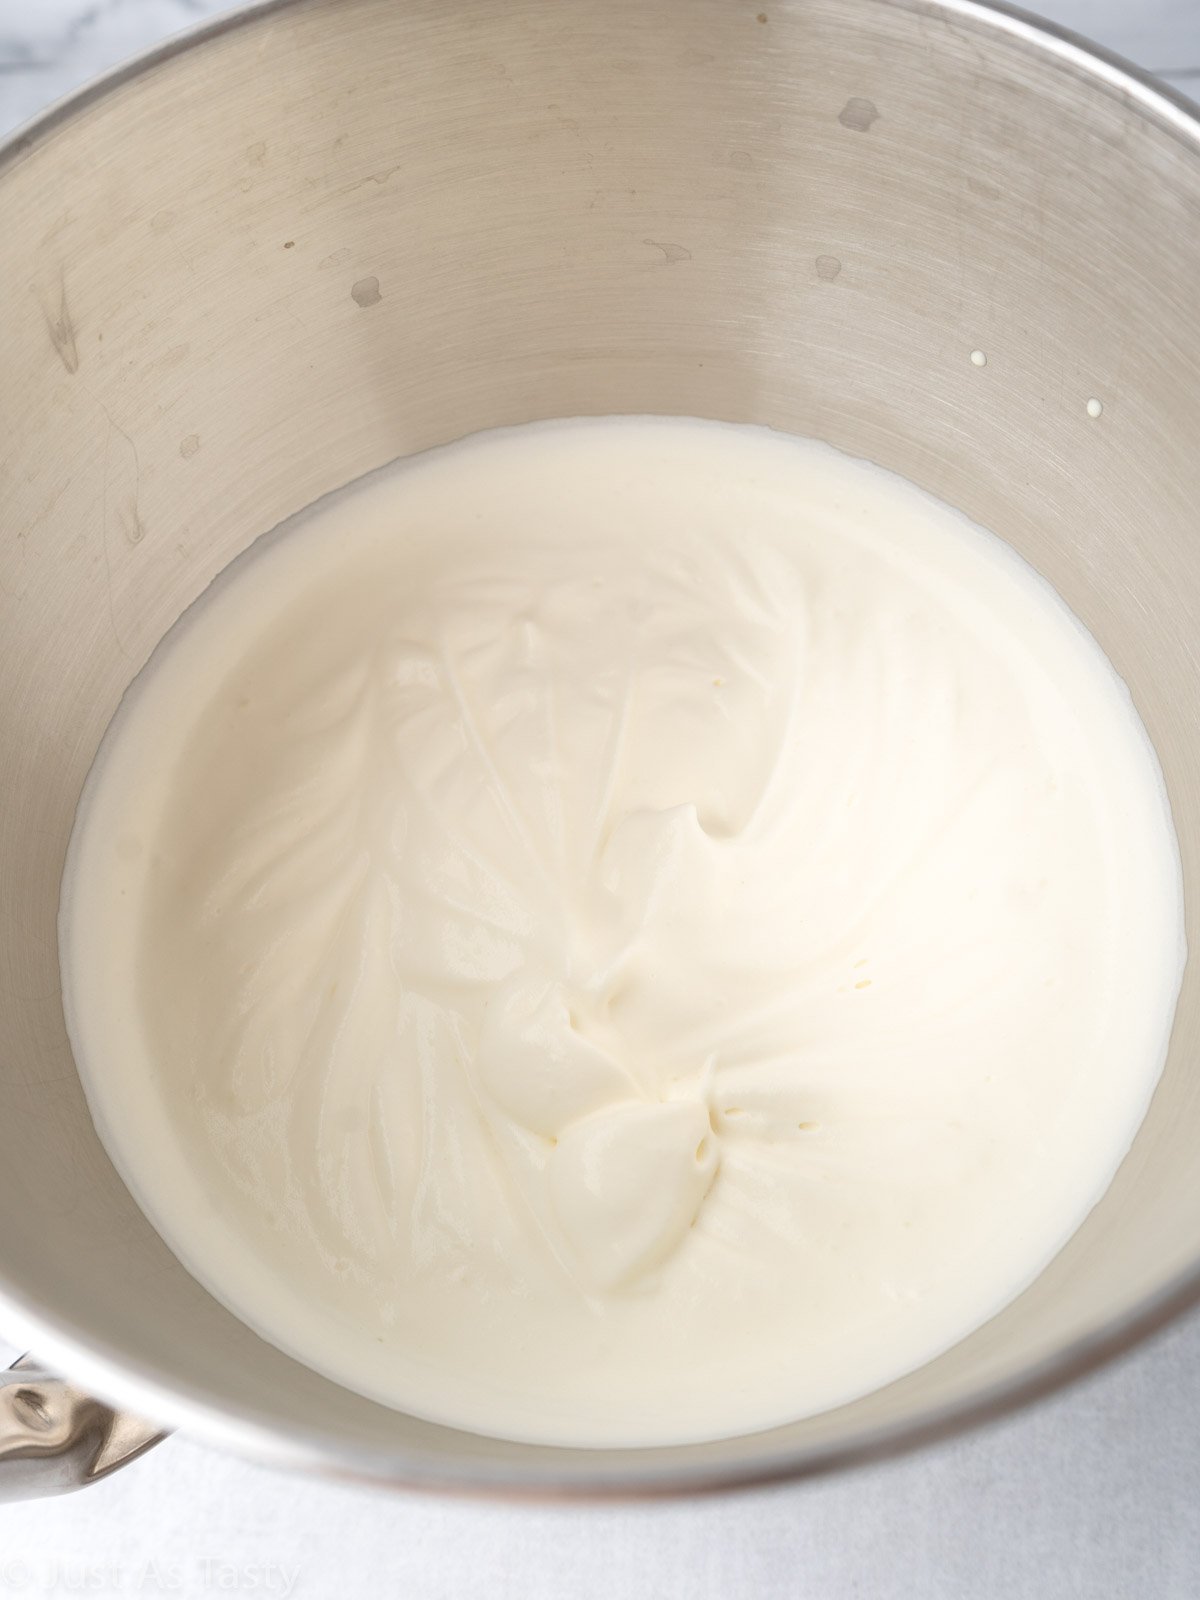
left=2, top=2, right=1199, bottom=1596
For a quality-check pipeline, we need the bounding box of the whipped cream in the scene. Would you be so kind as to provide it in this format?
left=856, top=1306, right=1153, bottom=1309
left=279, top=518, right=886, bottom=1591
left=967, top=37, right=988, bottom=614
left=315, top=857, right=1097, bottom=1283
left=60, top=418, right=1184, bottom=1447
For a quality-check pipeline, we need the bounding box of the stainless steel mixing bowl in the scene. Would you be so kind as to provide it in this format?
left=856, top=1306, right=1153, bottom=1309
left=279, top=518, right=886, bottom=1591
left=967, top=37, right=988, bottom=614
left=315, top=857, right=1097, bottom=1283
left=1, top=0, right=1199, bottom=1499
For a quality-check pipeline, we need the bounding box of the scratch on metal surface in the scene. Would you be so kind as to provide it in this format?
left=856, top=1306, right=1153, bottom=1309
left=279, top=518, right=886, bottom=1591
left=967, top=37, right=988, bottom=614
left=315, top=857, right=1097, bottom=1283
left=84, top=389, right=143, bottom=658
left=338, top=165, right=401, bottom=196
left=644, top=239, right=692, bottom=264
left=34, top=275, right=80, bottom=374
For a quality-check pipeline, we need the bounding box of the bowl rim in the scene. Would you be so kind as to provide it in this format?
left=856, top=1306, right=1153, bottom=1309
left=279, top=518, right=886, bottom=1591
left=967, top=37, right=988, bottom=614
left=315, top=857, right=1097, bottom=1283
left=2, top=0, right=1199, bottom=1499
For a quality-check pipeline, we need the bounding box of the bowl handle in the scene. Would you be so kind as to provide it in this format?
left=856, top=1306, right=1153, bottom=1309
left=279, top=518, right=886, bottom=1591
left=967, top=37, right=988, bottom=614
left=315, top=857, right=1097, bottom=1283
left=0, top=1354, right=165, bottom=1500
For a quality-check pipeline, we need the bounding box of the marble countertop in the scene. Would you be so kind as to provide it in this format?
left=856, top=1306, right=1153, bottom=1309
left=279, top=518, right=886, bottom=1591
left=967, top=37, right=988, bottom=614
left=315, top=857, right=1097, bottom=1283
left=1, top=2, right=1199, bottom=1597
left=1, top=0, right=1198, bottom=140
